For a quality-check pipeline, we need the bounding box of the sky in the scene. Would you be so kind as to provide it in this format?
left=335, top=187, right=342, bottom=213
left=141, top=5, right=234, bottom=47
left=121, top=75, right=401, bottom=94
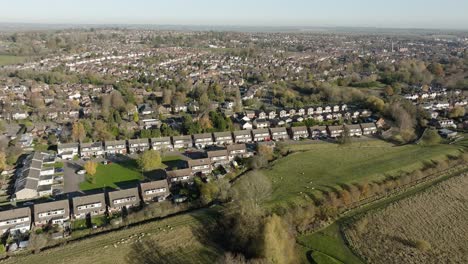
left=0, top=0, right=467, bottom=29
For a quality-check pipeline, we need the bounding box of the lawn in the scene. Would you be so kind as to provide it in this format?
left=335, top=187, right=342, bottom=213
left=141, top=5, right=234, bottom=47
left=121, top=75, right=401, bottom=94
left=0, top=55, right=28, bottom=66
left=79, top=160, right=143, bottom=191
left=297, top=223, right=363, bottom=264
left=264, top=140, right=464, bottom=206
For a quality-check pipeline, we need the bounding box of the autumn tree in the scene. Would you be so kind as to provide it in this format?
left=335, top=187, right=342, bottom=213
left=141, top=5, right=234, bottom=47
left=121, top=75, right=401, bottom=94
left=257, top=144, right=274, bottom=161
left=137, top=149, right=162, bottom=172
left=72, top=122, right=86, bottom=142
left=449, top=106, right=466, bottom=118
left=0, top=152, right=6, bottom=171
left=84, top=161, right=98, bottom=176
left=262, top=214, right=297, bottom=264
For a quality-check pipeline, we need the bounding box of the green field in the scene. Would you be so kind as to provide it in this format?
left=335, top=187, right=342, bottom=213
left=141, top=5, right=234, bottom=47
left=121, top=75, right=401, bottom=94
left=298, top=223, right=362, bottom=264
left=0, top=55, right=28, bottom=66
left=79, top=160, right=144, bottom=191
left=265, top=140, right=463, bottom=207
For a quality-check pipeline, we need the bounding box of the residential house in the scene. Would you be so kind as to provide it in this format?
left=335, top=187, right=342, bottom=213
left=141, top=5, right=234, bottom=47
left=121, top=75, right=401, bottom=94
left=436, top=119, right=456, bottom=129
left=14, top=152, right=55, bottom=200
left=307, top=107, right=315, bottom=116
left=213, top=132, right=234, bottom=146
left=324, top=106, right=332, bottom=113
left=107, top=188, right=141, bottom=213
left=346, top=124, right=363, bottom=137
left=166, top=168, right=193, bottom=184
left=327, top=125, right=344, bottom=138
left=72, top=193, right=106, bottom=219
left=269, top=127, right=288, bottom=141
left=0, top=207, right=31, bottom=234
left=253, top=119, right=270, bottom=129
left=187, top=159, right=212, bottom=175
left=151, top=137, right=172, bottom=151
left=297, top=108, right=306, bottom=116
left=80, top=142, right=104, bottom=157
left=241, top=121, right=253, bottom=130
left=140, top=119, right=161, bottom=130
left=128, top=138, right=150, bottom=154
left=256, top=111, right=267, bottom=120
left=207, top=149, right=229, bottom=166
left=104, top=140, right=127, bottom=155
left=57, top=143, right=79, bottom=160
left=233, top=130, right=253, bottom=143
left=332, top=105, right=340, bottom=112
left=315, top=107, right=323, bottom=114
left=309, top=126, right=327, bottom=138
left=360, top=123, right=377, bottom=135
left=226, top=144, right=249, bottom=161
left=288, top=109, right=297, bottom=116
left=172, top=135, right=193, bottom=149
left=34, top=200, right=70, bottom=226
left=267, top=110, right=277, bottom=120
left=290, top=126, right=309, bottom=140
left=278, top=109, right=288, bottom=118
left=252, top=129, right=271, bottom=142
left=193, top=133, right=214, bottom=148
left=140, top=180, right=170, bottom=202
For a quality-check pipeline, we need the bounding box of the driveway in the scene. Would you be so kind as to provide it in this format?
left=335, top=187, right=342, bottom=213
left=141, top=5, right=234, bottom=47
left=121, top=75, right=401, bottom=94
left=63, top=160, right=85, bottom=194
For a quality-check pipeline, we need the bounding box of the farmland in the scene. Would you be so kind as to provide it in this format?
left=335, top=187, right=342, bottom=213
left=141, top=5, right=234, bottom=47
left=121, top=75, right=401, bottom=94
left=345, top=173, right=468, bottom=264
left=264, top=140, right=463, bottom=207
left=4, top=209, right=222, bottom=264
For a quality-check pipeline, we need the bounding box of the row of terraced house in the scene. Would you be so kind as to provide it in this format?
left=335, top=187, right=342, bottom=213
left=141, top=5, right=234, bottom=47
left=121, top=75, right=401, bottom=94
left=0, top=143, right=252, bottom=235
left=57, top=122, right=377, bottom=159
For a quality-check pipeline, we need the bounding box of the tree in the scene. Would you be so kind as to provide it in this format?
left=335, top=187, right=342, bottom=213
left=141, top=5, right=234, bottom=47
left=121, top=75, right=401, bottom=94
left=421, top=129, right=441, bottom=145
left=133, top=112, right=139, bottom=123
left=72, top=122, right=86, bottom=142
left=449, top=106, right=466, bottom=118
left=84, top=161, right=98, bottom=176
left=366, top=96, right=385, bottom=112
left=262, top=215, right=297, bottom=264
left=137, top=149, right=162, bottom=172
left=257, top=144, right=274, bottom=161
left=0, top=152, right=6, bottom=171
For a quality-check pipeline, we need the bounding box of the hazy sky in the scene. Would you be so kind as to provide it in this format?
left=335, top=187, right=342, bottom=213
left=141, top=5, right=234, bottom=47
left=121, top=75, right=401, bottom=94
left=1, top=0, right=467, bottom=29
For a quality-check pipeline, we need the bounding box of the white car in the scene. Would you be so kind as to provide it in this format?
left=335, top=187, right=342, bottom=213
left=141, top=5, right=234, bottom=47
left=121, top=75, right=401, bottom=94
left=77, top=170, right=86, bottom=175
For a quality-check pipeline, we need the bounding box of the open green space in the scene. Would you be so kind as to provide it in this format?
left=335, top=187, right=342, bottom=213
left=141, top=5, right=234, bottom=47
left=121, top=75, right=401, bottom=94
left=265, top=140, right=463, bottom=207
left=298, top=223, right=362, bottom=264
left=79, top=156, right=184, bottom=191
left=79, top=160, right=144, bottom=191
left=0, top=55, right=28, bottom=66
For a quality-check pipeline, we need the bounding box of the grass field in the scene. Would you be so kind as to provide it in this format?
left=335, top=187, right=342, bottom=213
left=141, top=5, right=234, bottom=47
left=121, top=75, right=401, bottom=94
left=0, top=55, right=28, bottom=66
left=345, top=173, right=468, bottom=264
left=298, top=223, right=362, bottom=264
left=79, top=160, right=143, bottom=191
left=264, top=140, right=463, bottom=207
left=5, top=209, right=222, bottom=264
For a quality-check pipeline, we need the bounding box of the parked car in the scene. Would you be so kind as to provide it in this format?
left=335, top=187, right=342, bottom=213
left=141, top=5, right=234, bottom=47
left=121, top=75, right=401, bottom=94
left=55, top=168, right=64, bottom=173
left=77, top=170, right=86, bottom=175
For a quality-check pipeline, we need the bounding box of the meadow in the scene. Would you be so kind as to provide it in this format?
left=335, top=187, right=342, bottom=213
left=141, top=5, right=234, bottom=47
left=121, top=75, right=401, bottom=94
left=264, top=140, right=463, bottom=207
left=345, top=173, right=468, bottom=264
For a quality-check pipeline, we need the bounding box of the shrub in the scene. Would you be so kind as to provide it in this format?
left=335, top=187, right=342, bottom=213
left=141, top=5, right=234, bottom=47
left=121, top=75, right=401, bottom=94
left=413, top=239, right=431, bottom=252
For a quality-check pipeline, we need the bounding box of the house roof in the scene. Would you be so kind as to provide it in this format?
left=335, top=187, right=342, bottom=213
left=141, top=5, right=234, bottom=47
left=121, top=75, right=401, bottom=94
left=140, top=180, right=169, bottom=193
left=227, top=144, right=247, bottom=152
left=108, top=188, right=140, bottom=203
left=360, top=123, right=376, bottom=128
left=58, top=143, right=79, bottom=149
left=269, top=127, right=287, bottom=133
left=128, top=138, right=150, bottom=144
left=105, top=140, right=126, bottom=146
left=192, top=133, right=213, bottom=140
left=207, top=150, right=228, bottom=158
left=0, top=207, right=31, bottom=221
left=151, top=137, right=171, bottom=143
left=213, top=131, right=233, bottom=138
left=252, top=128, right=270, bottom=134
left=34, top=199, right=69, bottom=219
left=72, top=193, right=106, bottom=212
left=291, top=126, right=308, bottom=132
left=166, top=168, right=192, bottom=179
left=233, top=130, right=251, bottom=136
left=188, top=158, right=211, bottom=167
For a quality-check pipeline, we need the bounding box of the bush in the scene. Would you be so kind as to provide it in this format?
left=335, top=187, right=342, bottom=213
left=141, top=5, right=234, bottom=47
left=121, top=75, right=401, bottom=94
left=413, top=239, right=431, bottom=251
